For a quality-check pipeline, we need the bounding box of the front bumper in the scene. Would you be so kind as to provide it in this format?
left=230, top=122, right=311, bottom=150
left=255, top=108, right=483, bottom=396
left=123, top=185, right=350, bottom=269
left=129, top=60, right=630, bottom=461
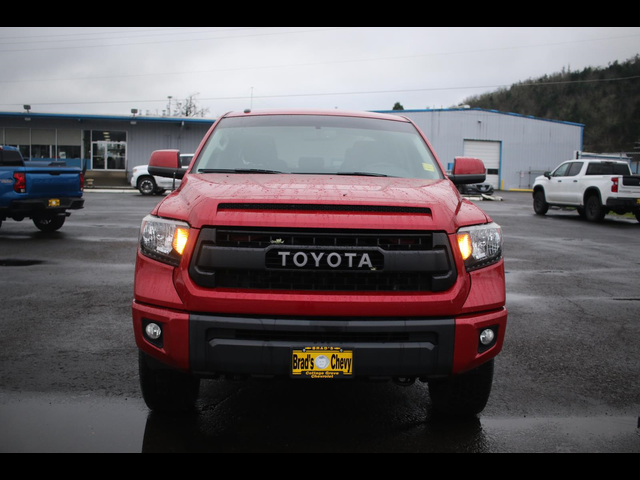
left=132, top=301, right=507, bottom=380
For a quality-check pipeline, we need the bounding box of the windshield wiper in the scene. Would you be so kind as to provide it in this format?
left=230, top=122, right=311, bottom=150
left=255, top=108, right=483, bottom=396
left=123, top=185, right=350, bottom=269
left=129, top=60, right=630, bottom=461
left=198, top=168, right=283, bottom=174
left=337, top=171, right=395, bottom=178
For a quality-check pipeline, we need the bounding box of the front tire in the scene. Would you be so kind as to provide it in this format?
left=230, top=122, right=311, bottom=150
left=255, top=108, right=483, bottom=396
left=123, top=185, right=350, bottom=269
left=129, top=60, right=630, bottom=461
left=138, top=352, right=200, bottom=413
left=428, top=359, right=495, bottom=417
left=138, top=177, right=157, bottom=196
left=533, top=191, right=549, bottom=215
left=33, top=216, right=66, bottom=232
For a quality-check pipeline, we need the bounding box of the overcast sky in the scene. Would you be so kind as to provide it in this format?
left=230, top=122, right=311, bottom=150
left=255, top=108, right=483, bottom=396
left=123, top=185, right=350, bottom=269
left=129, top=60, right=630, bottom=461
left=0, top=27, right=639, bottom=118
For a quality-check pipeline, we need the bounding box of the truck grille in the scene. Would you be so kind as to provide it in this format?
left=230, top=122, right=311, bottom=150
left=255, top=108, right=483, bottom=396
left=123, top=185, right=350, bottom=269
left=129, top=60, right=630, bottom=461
left=216, top=228, right=433, bottom=251
left=189, top=228, right=457, bottom=293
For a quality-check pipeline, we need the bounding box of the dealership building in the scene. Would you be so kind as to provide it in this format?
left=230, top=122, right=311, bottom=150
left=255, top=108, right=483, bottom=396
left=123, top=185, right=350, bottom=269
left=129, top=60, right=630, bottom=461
left=0, top=108, right=589, bottom=190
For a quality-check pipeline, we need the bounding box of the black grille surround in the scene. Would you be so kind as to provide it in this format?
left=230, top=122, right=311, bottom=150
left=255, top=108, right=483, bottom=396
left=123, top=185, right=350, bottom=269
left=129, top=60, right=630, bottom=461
left=189, top=227, right=457, bottom=293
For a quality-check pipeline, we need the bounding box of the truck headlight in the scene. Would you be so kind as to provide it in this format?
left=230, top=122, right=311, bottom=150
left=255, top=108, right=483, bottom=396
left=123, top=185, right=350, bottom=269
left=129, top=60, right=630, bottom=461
left=139, top=215, right=190, bottom=266
left=457, top=222, right=503, bottom=271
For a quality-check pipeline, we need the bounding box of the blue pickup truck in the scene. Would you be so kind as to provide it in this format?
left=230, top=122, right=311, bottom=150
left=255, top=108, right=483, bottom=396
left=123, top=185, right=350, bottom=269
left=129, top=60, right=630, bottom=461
left=0, top=146, right=85, bottom=232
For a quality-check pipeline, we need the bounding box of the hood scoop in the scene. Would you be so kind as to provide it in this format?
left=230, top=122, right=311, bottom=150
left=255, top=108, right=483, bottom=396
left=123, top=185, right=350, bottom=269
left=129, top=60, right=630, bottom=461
left=218, top=203, right=432, bottom=215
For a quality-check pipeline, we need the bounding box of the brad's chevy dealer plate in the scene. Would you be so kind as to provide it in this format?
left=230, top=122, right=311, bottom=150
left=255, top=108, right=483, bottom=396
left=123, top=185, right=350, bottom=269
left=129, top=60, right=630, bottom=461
left=291, top=347, right=353, bottom=379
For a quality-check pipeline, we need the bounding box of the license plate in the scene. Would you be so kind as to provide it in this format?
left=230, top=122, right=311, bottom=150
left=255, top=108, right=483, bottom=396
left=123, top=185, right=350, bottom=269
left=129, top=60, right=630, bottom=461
left=48, top=199, right=61, bottom=207
left=292, top=347, right=353, bottom=379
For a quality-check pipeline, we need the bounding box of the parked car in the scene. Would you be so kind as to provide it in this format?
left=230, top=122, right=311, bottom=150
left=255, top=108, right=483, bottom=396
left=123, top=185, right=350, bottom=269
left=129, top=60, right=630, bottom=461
left=132, top=110, right=507, bottom=417
left=131, top=153, right=193, bottom=195
left=533, top=159, right=640, bottom=222
left=0, top=146, right=84, bottom=232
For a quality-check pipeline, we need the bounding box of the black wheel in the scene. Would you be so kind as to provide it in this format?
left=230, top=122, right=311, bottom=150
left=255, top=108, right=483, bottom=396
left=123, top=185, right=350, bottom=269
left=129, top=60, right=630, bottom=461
left=428, top=359, right=495, bottom=417
left=33, top=216, right=66, bottom=232
left=138, top=177, right=157, bottom=196
left=533, top=191, right=549, bottom=215
left=577, top=207, right=587, bottom=219
left=584, top=195, right=606, bottom=223
left=138, top=351, right=200, bottom=413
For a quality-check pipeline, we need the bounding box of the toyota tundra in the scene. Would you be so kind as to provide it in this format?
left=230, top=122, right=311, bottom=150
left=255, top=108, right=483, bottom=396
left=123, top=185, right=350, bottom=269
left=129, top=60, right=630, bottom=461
left=132, top=110, right=507, bottom=416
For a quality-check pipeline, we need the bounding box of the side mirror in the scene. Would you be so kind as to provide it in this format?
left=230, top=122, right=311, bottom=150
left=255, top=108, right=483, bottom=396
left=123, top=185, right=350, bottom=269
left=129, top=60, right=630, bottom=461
left=544, top=172, right=552, bottom=179
left=148, top=150, right=187, bottom=180
left=449, top=157, right=486, bottom=185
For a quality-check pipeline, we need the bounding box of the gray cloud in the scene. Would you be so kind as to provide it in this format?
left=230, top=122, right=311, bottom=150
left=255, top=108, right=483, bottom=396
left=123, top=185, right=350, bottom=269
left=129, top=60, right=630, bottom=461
left=1, top=26, right=639, bottom=117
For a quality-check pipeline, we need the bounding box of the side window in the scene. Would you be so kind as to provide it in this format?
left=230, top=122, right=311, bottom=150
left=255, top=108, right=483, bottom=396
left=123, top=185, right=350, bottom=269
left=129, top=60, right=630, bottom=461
left=567, top=162, right=584, bottom=177
left=586, top=163, right=631, bottom=176
left=552, top=163, right=571, bottom=177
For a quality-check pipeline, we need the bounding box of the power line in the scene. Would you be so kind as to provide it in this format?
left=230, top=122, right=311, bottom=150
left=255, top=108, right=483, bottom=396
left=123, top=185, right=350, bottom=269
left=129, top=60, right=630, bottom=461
left=0, top=27, right=191, bottom=41
left=2, top=75, right=637, bottom=109
left=0, top=27, right=353, bottom=53
left=0, top=27, right=265, bottom=46
left=2, top=33, right=638, bottom=85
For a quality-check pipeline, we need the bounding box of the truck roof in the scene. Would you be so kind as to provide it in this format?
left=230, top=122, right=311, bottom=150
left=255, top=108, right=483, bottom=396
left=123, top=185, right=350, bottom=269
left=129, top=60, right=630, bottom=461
left=582, top=159, right=628, bottom=164
left=223, top=109, right=411, bottom=123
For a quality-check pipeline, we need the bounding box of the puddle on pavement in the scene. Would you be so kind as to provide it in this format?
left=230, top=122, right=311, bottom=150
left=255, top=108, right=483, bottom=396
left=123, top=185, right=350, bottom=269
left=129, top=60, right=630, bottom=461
left=0, top=394, right=637, bottom=453
left=0, top=259, right=45, bottom=267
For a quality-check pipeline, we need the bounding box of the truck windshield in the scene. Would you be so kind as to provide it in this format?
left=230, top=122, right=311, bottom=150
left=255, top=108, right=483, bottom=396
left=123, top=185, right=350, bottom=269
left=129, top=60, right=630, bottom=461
left=193, top=115, right=443, bottom=180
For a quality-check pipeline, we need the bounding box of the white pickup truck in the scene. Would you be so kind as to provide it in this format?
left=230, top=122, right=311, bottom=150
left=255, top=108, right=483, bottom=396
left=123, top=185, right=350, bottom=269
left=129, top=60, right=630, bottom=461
left=131, top=153, right=193, bottom=195
left=533, top=159, right=640, bottom=223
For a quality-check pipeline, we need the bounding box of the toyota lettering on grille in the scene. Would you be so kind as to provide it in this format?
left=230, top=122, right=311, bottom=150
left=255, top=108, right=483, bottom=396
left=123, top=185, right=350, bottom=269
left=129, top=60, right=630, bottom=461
left=269, top=250, right=383, bottom=271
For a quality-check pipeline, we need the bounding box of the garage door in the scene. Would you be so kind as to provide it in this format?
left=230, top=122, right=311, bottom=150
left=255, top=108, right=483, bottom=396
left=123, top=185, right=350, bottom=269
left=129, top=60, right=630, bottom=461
left=463, top=140, right=501, bottom=189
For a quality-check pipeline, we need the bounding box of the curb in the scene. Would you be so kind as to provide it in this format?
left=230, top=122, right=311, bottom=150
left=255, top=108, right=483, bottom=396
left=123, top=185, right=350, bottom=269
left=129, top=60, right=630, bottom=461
left=84, top=188, right=137, bottom=194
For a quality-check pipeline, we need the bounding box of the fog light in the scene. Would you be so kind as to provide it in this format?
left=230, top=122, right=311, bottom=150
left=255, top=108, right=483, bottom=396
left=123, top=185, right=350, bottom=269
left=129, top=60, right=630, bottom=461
left=145, top=323, right=162, bottom=340
left=479, top=328, right=495, bottom=346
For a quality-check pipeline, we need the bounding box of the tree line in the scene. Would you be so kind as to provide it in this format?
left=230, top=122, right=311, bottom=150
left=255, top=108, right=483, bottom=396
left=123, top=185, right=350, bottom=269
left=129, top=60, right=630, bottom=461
left=462, top=55, right=640, bottom=153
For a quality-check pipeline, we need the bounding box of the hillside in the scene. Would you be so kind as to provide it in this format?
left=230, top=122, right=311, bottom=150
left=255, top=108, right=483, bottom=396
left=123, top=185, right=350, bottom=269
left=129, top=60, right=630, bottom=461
left=463, top=55, right=640, bottom=153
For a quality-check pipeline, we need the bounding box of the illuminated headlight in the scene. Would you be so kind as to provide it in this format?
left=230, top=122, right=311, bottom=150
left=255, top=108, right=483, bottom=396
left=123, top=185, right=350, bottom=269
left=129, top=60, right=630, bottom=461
left=140, top=215, right=190, bottom=266
left=457, top=222, right=503, bottom=271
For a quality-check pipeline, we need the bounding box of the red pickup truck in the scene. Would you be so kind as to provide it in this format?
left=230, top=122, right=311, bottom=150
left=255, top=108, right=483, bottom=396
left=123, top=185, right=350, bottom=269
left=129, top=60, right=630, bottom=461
left=133, top=110, right=507, bottom=416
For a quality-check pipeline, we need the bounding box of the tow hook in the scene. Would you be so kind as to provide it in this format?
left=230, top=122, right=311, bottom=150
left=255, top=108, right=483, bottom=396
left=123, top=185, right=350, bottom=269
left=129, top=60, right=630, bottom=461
left=393, top=377, right=416, bottom=387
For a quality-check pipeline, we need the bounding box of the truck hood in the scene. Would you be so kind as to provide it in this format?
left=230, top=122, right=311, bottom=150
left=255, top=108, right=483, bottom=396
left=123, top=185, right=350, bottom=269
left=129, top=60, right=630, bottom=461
left=154, top=174, right=490, bottom=233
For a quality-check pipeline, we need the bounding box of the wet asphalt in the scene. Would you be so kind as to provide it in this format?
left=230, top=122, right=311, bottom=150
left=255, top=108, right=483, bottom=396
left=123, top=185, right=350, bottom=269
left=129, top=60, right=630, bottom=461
left=0, top=190, right=638, bottom=453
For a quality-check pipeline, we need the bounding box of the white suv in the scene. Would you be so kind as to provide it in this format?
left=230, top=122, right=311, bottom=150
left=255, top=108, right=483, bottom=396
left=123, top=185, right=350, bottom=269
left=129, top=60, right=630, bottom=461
left=131, top=154, right=193, bottom=195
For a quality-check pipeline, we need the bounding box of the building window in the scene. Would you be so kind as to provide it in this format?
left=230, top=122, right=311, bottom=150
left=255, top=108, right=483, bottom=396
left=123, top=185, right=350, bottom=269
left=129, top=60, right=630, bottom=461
left=5, top=128, right=30, bottom=159
left=57, top=130, right=82, bottom=161
left=30, top=129, right=56, bottom=159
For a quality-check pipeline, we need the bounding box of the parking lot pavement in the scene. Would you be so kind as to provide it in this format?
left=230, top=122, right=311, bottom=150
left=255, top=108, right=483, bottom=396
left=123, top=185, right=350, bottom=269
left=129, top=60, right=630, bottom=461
left=481, top=192, right=640, bottom=416
left=0, top=191, right=638, bottom=452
